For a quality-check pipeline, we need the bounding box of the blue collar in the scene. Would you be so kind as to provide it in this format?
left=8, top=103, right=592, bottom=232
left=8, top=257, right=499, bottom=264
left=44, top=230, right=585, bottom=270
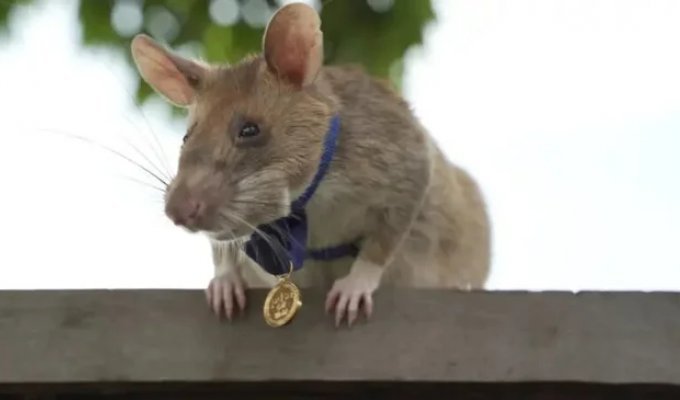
left=243, top=115, right=360, bottom=276
left=291, top=114, right=340, bottom=211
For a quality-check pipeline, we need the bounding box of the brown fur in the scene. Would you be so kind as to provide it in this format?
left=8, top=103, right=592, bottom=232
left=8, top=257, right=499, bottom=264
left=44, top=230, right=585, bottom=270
left=287, top=65, right=491, bottom=289
left=130, top=3, right=491, bottom=318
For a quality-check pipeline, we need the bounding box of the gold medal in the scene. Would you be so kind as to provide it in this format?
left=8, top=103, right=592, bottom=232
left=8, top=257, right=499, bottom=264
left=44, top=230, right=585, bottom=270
left=263, top=262, right=302, bottom=327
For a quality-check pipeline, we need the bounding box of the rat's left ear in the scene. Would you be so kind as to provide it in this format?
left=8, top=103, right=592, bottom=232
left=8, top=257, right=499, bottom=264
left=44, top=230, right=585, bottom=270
left=130, top=34, right=206, bottom=107
left=262, top=2, right=323, bottom=89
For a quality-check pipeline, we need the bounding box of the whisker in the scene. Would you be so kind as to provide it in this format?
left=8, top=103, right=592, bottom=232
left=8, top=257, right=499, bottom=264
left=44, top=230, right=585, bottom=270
left=226, top=211, right=291, bottom=271
left=219, top=210, right=270, bottom=264
left=97, top=62, right=174, bottom=178
left=230, top=199, right=287, bottom=208
left=267, top=220, right=306, bottom=254
left=117, top=124, right=172, bottom=183
left=35, top=128, right=169, bottom=188
left=224, top=232, right=249, bottom=265
left=118, top=174, right=166, bottom=194
left=124, top=109, right=174, bottom=180
left=229, top=197, right=304, bottom=224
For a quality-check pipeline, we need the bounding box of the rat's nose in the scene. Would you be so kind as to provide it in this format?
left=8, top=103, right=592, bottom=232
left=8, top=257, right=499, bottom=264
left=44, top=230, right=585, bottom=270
left=166, top=196, right=205, bottom=227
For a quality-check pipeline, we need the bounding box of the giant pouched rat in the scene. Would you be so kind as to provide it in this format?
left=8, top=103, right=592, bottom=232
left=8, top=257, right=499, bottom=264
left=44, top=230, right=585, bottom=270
left=129, top=2, right=491, bottom=327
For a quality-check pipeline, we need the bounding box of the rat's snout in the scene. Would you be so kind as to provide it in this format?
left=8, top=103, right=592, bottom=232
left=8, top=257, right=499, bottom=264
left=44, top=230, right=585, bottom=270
left=165, top=194, right=205, bottom=228
left=163, top=167, right=228, bottom=232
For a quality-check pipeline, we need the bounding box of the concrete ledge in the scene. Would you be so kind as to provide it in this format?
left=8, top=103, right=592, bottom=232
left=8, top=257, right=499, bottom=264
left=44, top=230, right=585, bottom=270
left=1, top=289, right=679, bottom=398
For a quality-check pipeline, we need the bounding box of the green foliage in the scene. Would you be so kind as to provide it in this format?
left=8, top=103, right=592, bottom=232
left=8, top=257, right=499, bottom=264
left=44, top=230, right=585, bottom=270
left=0, top=0, right=35, bottom=37
left=320, top=0, right=434, bottom=88
left=1, top=0, right=435, bottom=114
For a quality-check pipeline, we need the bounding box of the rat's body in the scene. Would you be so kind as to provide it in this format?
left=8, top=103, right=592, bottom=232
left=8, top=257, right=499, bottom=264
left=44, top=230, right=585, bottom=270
left=241, top=64, right=490, bottom=291
left=130, top=2, right=491, bottom=326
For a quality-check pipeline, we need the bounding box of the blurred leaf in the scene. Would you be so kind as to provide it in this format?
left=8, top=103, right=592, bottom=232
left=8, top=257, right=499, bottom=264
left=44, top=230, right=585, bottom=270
left=0, top=0, right=435, bottom=116
left=229, top=22, right=265, bottom=62
left=202, top=24, right=234, bottom=62
left=0, top=0, right=35, bottom=37
left=78, top=0, right=117, bottom=46
left=320, top=0, right=435, bottom=79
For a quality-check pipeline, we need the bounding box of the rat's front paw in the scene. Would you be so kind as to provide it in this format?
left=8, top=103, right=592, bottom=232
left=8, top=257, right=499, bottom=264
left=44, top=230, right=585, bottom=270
left=205, top=271, right=247, bottom=320
left=325, top=274, right=376, bottom=328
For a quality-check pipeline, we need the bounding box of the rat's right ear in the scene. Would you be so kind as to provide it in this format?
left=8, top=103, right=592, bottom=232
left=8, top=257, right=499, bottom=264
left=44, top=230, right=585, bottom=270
left=130, top=34, right=205, bottom=107
left=262, top=2, right=323, bottom=89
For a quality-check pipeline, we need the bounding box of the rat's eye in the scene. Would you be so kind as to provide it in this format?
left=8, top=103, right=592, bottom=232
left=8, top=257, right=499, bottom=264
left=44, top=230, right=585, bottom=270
left=182, top=134, right=190, bottom=144
left=238, top=122, right=260, bottom=138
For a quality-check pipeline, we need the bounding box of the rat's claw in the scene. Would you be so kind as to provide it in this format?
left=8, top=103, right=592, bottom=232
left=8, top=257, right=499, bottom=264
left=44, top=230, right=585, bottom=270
left=334, top=293, right=350, bottom=327
left=325, top=288, right=340, bottom=314
left=326, top=274, right=376, bottom=328
left=362, top=292, right=373, bottom=319
left=347, top=293, right=361, bottom=327
left=205, top=272, right=247, bottom=320
left=220, top=281, right=234, bottom=319
left=234, top=284, right=247, bottom=313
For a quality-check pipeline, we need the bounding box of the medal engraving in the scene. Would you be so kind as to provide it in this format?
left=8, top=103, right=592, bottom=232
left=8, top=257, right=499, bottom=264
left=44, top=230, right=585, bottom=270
left=263, top=262, right=302, bottom=327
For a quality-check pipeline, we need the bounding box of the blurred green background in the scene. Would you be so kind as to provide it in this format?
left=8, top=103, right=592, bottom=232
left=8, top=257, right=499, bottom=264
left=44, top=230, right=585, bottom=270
left=1, top=0, right=435, bottom=110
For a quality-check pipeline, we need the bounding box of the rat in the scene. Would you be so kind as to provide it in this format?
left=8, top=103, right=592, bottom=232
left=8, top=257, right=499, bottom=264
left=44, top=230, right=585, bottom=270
left=129, top=2, right=491, bottom=327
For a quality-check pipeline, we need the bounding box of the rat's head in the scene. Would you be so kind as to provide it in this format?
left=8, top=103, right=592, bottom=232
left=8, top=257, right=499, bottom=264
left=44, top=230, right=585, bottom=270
left=130, top=3, right=333, bottom=240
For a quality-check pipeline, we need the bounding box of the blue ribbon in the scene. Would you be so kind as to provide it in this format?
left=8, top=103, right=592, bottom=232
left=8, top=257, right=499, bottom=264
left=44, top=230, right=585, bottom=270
left=244, top=115, right=360, bottom=276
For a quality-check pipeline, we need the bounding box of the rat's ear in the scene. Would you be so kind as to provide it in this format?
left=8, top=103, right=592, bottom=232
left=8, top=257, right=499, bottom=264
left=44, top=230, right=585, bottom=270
left=130, top=34, right=205, bottom=107
left=262, top=2, right=323, bottom=88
